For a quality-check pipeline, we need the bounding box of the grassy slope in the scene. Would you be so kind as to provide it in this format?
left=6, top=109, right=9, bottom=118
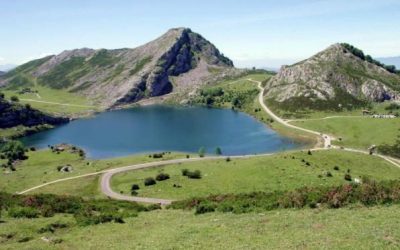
left=111, top=150, right=400, bottom=200
left=1, top=206, right=400, bottom=249
left=0, top=149, right=195, bottom=194
left=2, top=85, right=97, bottom=116
left=291, top=117, right=400, bottom=149
left=195, top=73, right=319, bottom=145
left=272, top=101, right=395, bottom=120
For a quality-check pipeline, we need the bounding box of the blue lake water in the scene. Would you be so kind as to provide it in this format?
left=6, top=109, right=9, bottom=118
left=21, top=105, right=300, bottom=159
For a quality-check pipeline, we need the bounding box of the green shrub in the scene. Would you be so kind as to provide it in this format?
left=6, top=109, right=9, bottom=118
left=152, top=153, right=163, bottom=158
left=8, top=207, right=40, bottom=218
left=75, top=212, right=125, bottom=226
left=10, top=96, right=19, bottom=102
left=155, top=173, right=170, bottom=181
left=169, top=180, right=400, bottom=214
left=131, top=184, right=140, bottom=191
left=147, top=204, right=162, bottom=211
left=38, top=222, right=68, bottom=234
left=195, top=203, right=216, bottom=215
left=181, top=169, right=189, bottom=176
left=144, top=177, right=156, bottom=186
left=0, top=140, right=27, bottom=162
left=215, top=147, right=222, bottom=155
left=17, top=237, right=33, bottom=243
left=187, top=170, right=202, bottom=179
left=198, top=147, right=205, bottom=157
left=344, top=174, right=352, bottom=181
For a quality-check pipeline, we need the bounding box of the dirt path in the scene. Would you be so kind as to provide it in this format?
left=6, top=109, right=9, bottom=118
left=20, top=98, right=95, bottom=108
left=287, top=115, right=365, bottom=122
left=249, top=79, right=332, bottom=148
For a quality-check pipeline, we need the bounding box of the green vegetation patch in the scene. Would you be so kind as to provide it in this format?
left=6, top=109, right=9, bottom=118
left=5, top=56, right=52, bottom=79
left=291, top=117, right=400, bottom=149
left=0, top=192, right=156, bottom=228
left=341, top=43, right=399, bottom=74
left=2, top=204, right=400, bottom=249
left=0, top=149, right=195, bottom=194
left=111, top=150, right=400, bottom=200
left=88, top=49, right=119, bottom=67
left=6, top=74, right=35, bottom=90
left=129, top=56, right=152, bottom=76
left=170, top=179, right=400, bottom=214
left=38, top=57, right=86, bottom=89
left=378, top=130, right=400, bottom=158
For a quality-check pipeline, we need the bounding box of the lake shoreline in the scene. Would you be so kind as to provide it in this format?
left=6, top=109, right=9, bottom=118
left=19, top=105, right=301, bottom=159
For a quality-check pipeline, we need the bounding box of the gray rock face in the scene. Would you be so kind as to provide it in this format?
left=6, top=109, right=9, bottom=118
left=265, top=44, right=400, bottom=106
left=2, top=28, right=235, bottom=109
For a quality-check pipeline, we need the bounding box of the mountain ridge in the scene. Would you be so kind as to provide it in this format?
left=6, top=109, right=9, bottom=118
left=264, top=43, right=400, bottom=111
left=1, top=28, right=237, bottom=109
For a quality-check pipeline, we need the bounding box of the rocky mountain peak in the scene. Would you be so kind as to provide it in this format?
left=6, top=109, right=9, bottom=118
left=265, top=43, right=400, bottom=111
left=1, top=28, right=237, bottom=109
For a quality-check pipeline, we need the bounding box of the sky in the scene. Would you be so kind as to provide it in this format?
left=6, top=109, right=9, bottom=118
left=1, top=0, right=400, bottom=69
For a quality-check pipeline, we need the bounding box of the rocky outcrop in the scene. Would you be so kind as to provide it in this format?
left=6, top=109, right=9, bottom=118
left=2, top=28, right=235, bottom=109
left=0, top=98, right=68, bottom=129
left=265, top=44, right=400, bottom=109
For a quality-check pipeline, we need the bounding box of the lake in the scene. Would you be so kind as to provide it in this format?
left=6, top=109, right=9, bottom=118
left=21, top=105, right=300, bottom=159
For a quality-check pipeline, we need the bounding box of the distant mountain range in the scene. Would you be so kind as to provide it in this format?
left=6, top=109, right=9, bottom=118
left=377, top=56, right=400, bottom=69
left=0, top=28, right=239, bottom=109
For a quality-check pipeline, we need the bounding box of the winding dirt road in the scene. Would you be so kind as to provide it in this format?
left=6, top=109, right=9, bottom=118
left=17, top=79, right=400, bottom=204
left=249, top=79, right=332, bottom=148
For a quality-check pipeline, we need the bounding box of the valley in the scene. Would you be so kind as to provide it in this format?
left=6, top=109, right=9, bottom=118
left=1, top=25, right=400, bottom=249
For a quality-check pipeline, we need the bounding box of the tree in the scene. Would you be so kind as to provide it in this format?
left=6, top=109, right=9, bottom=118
left=0, top=140, right=26, bottom=162
left=198, top=147, right=205, bottom=158
left=155, top=173, right=170, bottom=181
left=131, top=184, right=140, bottom=191
left=144, top=177, right=156, bottom=186
left=215, top=147, right=222, bottom=155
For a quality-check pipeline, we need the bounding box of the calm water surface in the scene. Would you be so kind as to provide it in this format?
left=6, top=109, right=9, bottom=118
left=21, top=105, right=300, bottom=159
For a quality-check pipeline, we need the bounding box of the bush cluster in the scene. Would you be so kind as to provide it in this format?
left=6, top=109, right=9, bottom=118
left=0, top=192, right=151, bottom=226
left=181, top=169, right=201, bottom=179
left=169, top=179, right=400, bottom=214
left=341, top=43, right=399, bottom=74
left=0, top=140, right=27, bottom=167
left=155, top=173, right=170, bottom=181
left=144, top=177, right=156, bottom=186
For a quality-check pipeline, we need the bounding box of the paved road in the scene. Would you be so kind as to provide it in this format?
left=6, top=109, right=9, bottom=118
left=17, top=79, right=400, bottom=204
